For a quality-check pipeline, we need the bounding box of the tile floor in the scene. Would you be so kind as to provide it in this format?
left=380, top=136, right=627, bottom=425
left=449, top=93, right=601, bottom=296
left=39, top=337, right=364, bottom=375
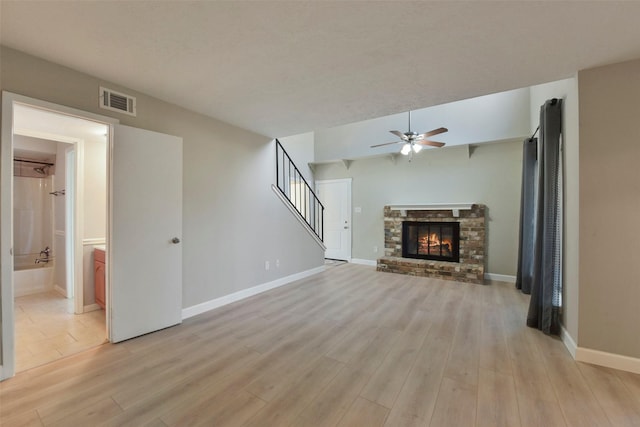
left=14, top=290, right=107, bottom=372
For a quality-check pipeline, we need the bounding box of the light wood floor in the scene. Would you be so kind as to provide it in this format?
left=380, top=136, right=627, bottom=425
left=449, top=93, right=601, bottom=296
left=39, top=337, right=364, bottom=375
left=1, top=264, right=639, bottom=426
left=14, top=290, right=107, bottom=372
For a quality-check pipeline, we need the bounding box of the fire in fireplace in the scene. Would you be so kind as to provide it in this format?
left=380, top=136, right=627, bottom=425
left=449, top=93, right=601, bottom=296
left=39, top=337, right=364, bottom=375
left=402, top=221, right=460, bottom=262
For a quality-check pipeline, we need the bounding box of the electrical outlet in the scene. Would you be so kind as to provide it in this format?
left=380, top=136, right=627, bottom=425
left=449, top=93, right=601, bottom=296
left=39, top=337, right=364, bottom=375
left=276, top=259, right=280, bottom=268
left=265, top=261, right=270, bottom=270
left=373, top=246, right=378, bottom=253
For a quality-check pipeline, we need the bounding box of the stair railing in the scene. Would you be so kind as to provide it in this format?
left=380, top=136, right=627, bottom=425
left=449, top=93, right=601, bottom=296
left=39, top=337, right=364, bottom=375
left=275, top=139, right=324, bottom=241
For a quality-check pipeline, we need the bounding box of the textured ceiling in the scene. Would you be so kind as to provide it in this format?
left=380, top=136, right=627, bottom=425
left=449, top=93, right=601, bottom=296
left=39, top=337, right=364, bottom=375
left=2, top=1, right=640, bottom=138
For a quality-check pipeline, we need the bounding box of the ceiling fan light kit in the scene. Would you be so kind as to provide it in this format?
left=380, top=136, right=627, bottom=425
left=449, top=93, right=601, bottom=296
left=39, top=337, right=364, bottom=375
left=401, top=142, right=423, bottom=156
left=371, top=111, right=448, bottom=156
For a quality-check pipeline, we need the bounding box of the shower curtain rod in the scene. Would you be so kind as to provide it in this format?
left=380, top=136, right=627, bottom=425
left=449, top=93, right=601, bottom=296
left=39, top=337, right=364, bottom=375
left=13, top=158, right=54, bottom=166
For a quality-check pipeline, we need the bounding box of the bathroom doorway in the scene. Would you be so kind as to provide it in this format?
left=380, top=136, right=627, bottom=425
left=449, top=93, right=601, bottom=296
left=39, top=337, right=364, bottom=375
left=10, top=103, right=110, bottom=372
left=2, top=92, right=183, bottom=380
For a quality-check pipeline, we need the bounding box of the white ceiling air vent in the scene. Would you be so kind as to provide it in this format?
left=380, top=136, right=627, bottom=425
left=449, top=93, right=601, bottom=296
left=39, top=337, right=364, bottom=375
left=100, top=87, right=136, bottom=116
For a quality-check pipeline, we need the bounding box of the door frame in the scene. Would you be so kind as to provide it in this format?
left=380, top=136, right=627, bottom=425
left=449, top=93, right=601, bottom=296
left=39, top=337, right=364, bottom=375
left=0, top=91, right=117, bottom=380
left=315, top=178, right=352, bottom=261
left=65, top=145, right=77, bottom=301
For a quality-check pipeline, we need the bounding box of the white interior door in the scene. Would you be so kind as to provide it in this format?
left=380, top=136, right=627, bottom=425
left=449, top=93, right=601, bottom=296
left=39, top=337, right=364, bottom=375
left=110, top=124, right=183, bottom=343
left=316, top=179, right=351, bottom=261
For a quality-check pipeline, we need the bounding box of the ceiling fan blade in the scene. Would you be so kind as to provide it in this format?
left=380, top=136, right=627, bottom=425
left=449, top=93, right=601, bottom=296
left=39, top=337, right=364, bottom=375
left=423, top=127, right=448, bottom=138
left=371, top=140, right=403, bottom=148
left=390, top=130, right=407, bottom=139
left=417, top=140, right=446, bottom=148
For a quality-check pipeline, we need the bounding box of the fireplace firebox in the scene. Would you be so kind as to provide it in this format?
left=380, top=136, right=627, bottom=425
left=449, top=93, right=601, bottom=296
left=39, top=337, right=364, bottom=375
left=402, top=221, right=460, bottom=262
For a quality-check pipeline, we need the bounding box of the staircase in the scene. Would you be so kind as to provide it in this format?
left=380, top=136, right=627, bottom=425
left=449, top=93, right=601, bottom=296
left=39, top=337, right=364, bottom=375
left=275, top=139, right=324, bottom=242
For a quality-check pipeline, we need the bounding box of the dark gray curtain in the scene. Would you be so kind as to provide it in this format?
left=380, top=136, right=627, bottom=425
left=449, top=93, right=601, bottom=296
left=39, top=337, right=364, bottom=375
left=515, top=137, right=537, bottom=294
left=516, top=98, right=563, bottom=335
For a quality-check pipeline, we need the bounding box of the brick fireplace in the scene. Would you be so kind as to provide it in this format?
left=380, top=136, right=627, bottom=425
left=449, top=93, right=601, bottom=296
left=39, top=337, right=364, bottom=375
left=377, top=204, right=486, bottom=284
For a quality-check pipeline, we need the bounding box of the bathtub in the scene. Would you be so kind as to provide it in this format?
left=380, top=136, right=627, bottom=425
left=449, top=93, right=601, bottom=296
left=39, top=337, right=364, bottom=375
left=14, top=253, right=54, bottom=297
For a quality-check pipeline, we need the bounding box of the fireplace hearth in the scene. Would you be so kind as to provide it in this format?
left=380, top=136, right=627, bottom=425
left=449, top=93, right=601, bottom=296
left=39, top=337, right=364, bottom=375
left=402, top=221, right=460, bottom=262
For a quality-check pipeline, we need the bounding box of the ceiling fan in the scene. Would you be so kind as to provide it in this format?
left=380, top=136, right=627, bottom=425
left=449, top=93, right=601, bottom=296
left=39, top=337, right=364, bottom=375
left=371, top=111, right=447, bottom=155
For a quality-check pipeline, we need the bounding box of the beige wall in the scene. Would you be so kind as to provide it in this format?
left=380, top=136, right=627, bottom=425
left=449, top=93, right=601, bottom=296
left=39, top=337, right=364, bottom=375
left=578, top=59, right=640, bottom=358
left=1, top=46, right=325, bottom=310
left=314, top=140, right=522, bottom=275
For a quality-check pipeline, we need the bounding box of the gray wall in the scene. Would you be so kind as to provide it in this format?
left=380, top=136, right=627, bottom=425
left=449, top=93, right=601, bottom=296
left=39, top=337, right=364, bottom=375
left=313, top=140, right=522, bottom=275
left=578, top=58, right=640, bottom=358
left=0, top=46, right=325, bottom=310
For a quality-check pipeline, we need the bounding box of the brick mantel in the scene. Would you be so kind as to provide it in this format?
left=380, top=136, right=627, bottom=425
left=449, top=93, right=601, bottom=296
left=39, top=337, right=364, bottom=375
left=377, top=204, right=486, bottom=284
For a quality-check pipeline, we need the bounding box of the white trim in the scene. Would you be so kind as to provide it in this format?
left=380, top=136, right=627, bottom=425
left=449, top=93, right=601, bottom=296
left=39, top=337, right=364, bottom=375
left=65, top=147, right=76, bottom=304
left=68, top=132, right=84, bottom=316
left=1, top=93, right=16, bottom=380
left=484, top=273, right=516, bottom=283
left=389, top=203, right=474, bottom=211
left=575, top=347, right=640, bottom=374
left=8, top=94, right=119, bottom=124
left=83, top=237, right=107, bottom=246
left=351, top=258, right=377, bottom=267
left=271, top=185, right=326, bottom=250
left=182, top=265, right=325, bottom=320
left=106, top=124, right=114, bottom=343
left=83, top=303, right=102, bottom=313
left=560, top=325, right=577, bottom=359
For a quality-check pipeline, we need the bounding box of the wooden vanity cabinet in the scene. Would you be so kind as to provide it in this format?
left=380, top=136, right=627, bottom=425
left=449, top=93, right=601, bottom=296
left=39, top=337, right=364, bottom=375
left=94, top=248, right=106, bottom=310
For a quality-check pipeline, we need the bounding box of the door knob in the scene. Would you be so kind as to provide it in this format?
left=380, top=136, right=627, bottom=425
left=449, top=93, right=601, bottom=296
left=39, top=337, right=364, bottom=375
left=171, top=237, right=181, bottom=244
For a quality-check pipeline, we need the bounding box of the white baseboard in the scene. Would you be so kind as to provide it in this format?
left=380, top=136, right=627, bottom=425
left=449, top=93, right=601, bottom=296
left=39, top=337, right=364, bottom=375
left=351, top=258, right=377, bottom=267
left=576, top=347, right=640, bottom=374
left=83, top=303, right=101, bottom=313
left=560, top=324, right=640, bottom=374
left=484, top=273, right=516, bottom=283
left=560, top=325, right=577, bottom=359
left=182, top=265, right=326, bottom=320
